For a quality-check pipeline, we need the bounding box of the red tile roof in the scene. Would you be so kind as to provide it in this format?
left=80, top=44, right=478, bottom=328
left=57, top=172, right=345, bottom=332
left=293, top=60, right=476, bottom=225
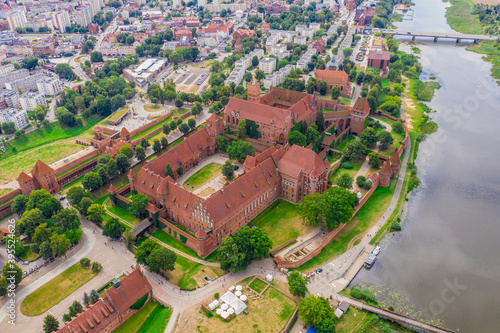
left=31, top=160, right=54, bottom=178
left=379, top=160, right=392, bottom=176
left=389, top=151, right=401, bottom=166
left=278, top=145, right=330, bottom=178
left=17, top=171, right=33, bottom=184
left=352, top=97, right=370, bottom=114
left=368, top=49, right=390, bottom=61
left=224, top=97, right=290, bottom=129
left=316, top=70, right=349, bottom=85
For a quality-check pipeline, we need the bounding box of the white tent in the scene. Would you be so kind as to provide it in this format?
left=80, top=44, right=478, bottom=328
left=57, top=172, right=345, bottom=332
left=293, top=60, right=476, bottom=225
left=240, top=295, right=247, bottom=302
left=266, top=274, right=273, bottom=282
left=227, top=308, right=235, bottom=315
left=221, top=303, right=228, bottom=310
left=335, top=308, right=344, bottom=319
left=229, top=285, right=236, bottom=292
left=221, top=311, right=229, bottom=319
left=235, top=290, right=242, bottom=297
left=236, top=285, right=242, bottom=291
left=216, top=308, right=223, bottom=315
left=220, top=291, right=248, bottom=315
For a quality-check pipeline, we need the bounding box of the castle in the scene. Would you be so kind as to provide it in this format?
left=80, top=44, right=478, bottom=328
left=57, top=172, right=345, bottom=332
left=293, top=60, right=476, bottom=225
left=119, top=113, right=330, bottom=257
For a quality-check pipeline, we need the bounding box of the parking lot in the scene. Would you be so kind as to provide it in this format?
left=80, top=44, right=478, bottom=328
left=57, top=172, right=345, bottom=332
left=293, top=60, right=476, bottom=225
left=167, top=66, right=210, bottom=94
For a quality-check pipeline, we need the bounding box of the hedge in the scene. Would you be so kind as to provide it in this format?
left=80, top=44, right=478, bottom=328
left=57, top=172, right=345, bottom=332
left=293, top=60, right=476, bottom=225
left=130, top=293, right=149, bottom=310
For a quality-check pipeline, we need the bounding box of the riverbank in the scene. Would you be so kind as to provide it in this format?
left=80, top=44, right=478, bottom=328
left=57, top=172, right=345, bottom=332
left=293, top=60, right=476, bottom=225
left=445, top=0, right=483, bottom=34
left=466, top=40, right=500, bottom=84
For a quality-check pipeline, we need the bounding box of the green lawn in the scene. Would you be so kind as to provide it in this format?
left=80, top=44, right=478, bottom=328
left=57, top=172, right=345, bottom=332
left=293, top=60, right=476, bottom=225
left=21, top=263, right=98, bottom=316
left=329, top=160, right=363, bottom=184
left=296, top=179, right=397, bottom=272
left=19, top=246, right=40, bottom=262
left=164, top=254, right=224, bottom=290
left=413, top=80, right=441, bottom=102
left=445, top=0, right=484, bottom=34
left=113, top=301, right=172, bottom=333
left=130, top=116, right=173, bottom=141
left=467, top=40, right=500, bottom=84
left=143, top=104, right=163, bottom=112
left=105, top=199, right=140, bottom=224
left=57, top=155, right=99, bottom=177
left=151, top=229, right=201, bottom=259
left=183, top=163, right=222, bottom=190
left=251, top=201, right=313, bottom=250
left=335, top=135, right=356, bottom=152
left=2, top=115, right=102, bottom=159
left=249, top=278, right=268, bottom=293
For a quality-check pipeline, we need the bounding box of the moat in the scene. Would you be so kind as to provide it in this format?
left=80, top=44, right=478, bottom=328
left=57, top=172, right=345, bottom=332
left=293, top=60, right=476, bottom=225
left=351, top=0, right=500, bottom=332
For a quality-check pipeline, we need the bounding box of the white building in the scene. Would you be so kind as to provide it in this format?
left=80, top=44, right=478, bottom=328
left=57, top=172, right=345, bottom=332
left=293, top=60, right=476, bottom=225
left=0, top=64, right=14, bottom=76
left=37, top=77, right=63, bottom=96
left=7, top=11, right=27, bottom=31
left=303, top=27, right=315, bottom=40
left=0, top=69, right=29, bottom=89
left=309, top=23, right=321, bottom=32
left=3, top=89, right=20, bottom=108
left=123, top=58, right=167, bottom=87
left=259, top=57, right=276, bottom=74
left=52, top=11, right=70, bottom=33
left=225, top=49, right=264, bottom=86
left=0, top=108, right=28, bottom=130
left=5, top=73, right=44, bottom=93
left=294, top=35, right=307, bottom=45
left=19, top=92, right=47, bottom=111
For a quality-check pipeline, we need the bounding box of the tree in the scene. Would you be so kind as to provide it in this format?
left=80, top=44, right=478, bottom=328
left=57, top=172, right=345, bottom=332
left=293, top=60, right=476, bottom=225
left=26, top=189, right=62, bottom=218
left=147, top=247, right=177, bottom=273
left=368, top=152, right=381, bottom=168
left=331, top=86, right=341, bottom=100
left=219, top=237, right=247, bottom=272
left=39, top=241, right=52, bottom=260
left=165, top=163, right=175, bottom=179
left=135, top=238, right=160, bottom=265
left=336, top=172, right=353, bottom=190
left=243, top=72, right=253, bottom=83
left=79, top=197, right=93, bottom=216
left=317, top=318, right=336, bottom=333
left=43, top=315, right=60, bottom=333
left=315, top=110, right=325, bottom=132
left=287, top=131, right=307, bottom=147
left=89, top=290, right=100, bottom=304
left=70, top=300, right=83, bottom=314
left=103, top=218, right=125, bottom=239
left=235, top=119, right=247, bottom=138
left=298, top=295, right=335, bottom=327
left=319, top=80, right=327, bottom=95
left=83, top=292, right=90, bottom=307
left=86, top=204, right=105, bottom=224
left=92, top=261, right=102, bottom=273
left=18, top=208, right=45, bottom=237
left=377, top=131, right=394, bottom=151
left=252, top=56, right=259, bottom=67
left=23, top=56, right=38, bottom=69
left=392, top=120, right=404, bottom=134
left=343, top=140, right=367, bottom=162
left=140, top=137, right=150, bottom=148
left=124, top=230, right=136, bottom=249
left=216, top=136, right=228, bottom=152
left=287, top=272, right=309, bottom=297
left=188, top=118, right=196, bottom=130
left=178, top=123, right=190, bottom=134
left=82, top=172, right=102, bottom=191
left=50, top=234, right=70, bottom=257
left=128, top=193, right=151, bottom=218
left=80, top=257, right=91, bottom=269
left=33, top=223, right=52, bottom=246
left=174, top=98, right=184, bottom=108
left=115, top=153, right=130, bottom=173
left=55, top=63, right=77, bottom=80
left=359, top=127, right=377, bottom=147
left=119, top=145, right=134, bottom=158
left=11, top=194, right=28, bottom=216
left=255, top=69, right=265, bottom=81
left=2, top=262, right=22, bottom=286
left=134, top=145, right=145, bottom=161
left=222, top=160, right=235, bottom=180
left=90, top=51, right=103, bottom=63
left=227, top=140, right=254, bottom=161
left=305, top=126, right=320, bottom=144
left=152, top=139, right=162, bottom=153
left=343, top=47, right=353, bottom=58
left=55, top=208, right=80, bottom=232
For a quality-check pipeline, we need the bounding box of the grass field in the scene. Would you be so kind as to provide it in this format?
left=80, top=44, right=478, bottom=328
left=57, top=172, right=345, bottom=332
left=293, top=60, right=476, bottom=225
left=183, top=163, right=222, bottom=191
left=250, top=201, right=314, bottom=250
left=130, top=116, right=173, bottom=141
left=19, top=246, right=40, bottom=262
left=296, top=179, right=397, bottom=272
left=143, top=104, right=163, bottom=112
left=329, top=160, right=364, bottom=184
left=164, top=255, right=224, bottom=290
left=113, top=301, right=172, bottom=333
left=413, top=80, right=441, bottom=102
left=105, top=199, right=140, bottom=224
left=249, top=278, right=268, bottom=293
left=21, top=263, right=98, bottom=316
left=467, top=40, right=500, bottom=84
left=180, top=279, right=296, bottom=333
left=335, top=135, right=356, bottom=151
left=151, top=229, right=201, bottom=259
left=445, top=0, right=484, bottom=34
left=0, top=189, right=13, bottom=197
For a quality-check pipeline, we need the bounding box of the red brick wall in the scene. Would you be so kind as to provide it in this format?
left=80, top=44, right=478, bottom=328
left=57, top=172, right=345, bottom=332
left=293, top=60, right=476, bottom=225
left=129, top=111, right=173, bottom=138
left=0, top=189, right=22, bottom=219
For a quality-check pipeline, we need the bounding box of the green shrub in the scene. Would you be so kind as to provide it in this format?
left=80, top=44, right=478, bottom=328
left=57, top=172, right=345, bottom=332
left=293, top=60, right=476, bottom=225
left=80, top=258, right=91, bottom=269
left=341, top=162, right=353, bottom=169
left=214, top=292, right=220, bottom=299
left=180, top=235, right=187, bottom=244
left=391, top=221, right=402, bottom=231
left=130, top=293, right=149, bottom=310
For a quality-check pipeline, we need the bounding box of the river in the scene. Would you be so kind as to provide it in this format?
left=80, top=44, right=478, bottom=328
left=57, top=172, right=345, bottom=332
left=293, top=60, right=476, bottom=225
left=350, top=0, right=500, bottom=332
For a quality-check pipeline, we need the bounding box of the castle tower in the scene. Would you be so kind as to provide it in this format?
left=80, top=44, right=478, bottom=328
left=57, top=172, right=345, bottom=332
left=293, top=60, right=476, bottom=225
left=389, top=151, right=401, bottom=178
left=206, top=113, right=224, bottom=138
left=31, top=160, right=59, bottom=194
left=128, top=169, right=136, bottom=192
left=247, top=81, right=261, bottom=104
left=156, top=178, right=169, bottom=206
left=120, top=127, right=131, bottom=142
left=17, top=171, right=36, bottom=196
left=378, top=160, right=392, bottom=187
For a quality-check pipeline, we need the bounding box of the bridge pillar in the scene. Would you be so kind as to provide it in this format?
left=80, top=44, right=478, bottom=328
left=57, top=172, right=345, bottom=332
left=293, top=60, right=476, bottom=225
left=457, top=38, right=461, bottom=43
left=412, top=36, right=415, bottom=41
left=434, top=37, right=438, bottom=42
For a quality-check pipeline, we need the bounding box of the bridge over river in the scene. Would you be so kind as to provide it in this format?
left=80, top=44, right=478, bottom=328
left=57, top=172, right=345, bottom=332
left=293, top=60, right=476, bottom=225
left=379, top=29, right=496, bottom=43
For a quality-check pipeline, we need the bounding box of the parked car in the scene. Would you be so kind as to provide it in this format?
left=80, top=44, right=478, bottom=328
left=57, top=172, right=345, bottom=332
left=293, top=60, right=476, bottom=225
left=316, top=268, right=323, bottom=274
left=22, top=261, right=29, bottom=265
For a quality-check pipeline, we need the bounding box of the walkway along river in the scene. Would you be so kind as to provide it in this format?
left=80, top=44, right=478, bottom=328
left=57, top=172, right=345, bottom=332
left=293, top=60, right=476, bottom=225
left=351, top=0, right=500, bottom=332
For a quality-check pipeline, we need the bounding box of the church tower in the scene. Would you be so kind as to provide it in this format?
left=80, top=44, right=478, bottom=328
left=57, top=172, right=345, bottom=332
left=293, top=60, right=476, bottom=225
left=247, top=81, right=261, bottom=103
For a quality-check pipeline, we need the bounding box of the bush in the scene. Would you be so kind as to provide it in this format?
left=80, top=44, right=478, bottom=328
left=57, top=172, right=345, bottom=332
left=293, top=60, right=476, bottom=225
left=91, top=261, right=102, bottom=273
left=341, top=162, right=353, bottom=169
left=80, top=257, right=91, bottom=269
left=391, top=221, right=402, bottom=231
left=129, top=293, right=148, bottom=310
left=350, top=287, right=377, bottom=304
left=214, top=292, right=220, bottom=299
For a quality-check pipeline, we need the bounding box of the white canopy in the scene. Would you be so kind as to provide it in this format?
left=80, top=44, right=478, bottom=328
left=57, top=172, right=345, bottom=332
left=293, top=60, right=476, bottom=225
left=266, top=274, right=273, bottom=282
left=221, top=303, right=228, bottom=310
left=216, top=308, right=223, bottom=315
left=240, top=295, right=247, bottom=302
left=220, top=291, right=248, bottom=315
left=236, top=285, right=242, bottom=291
left=227, top=308, right=235, bottom=315
left=229, top=285, right=236, bottom=292
left=235, top=290, right=242, bottom=297
left=221, top=311, right=229, bottom=319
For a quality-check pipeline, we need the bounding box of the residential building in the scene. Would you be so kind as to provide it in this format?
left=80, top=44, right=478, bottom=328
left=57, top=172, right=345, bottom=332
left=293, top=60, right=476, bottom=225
left=7, top=11, right=26, bottom=31
left=315, top=70, right=352, bottom=96
left=3, top=89, right=20, bottom=107
left=32, top=42, right=55, bottom=56
left=233, top=29, right=256, bottom=40
left=259, top=57, right=276, bottom=74
left=0, top=63, right=13, bottom=75
left=52, top=11, right=70, bottom=33
left=0, top=107, right=28, bottom=130
left=174, top=29, right=192, bottom=41
left=36, top=78, right=61, bottom=96
left=0, top=68, right=29, bottom=89
left=19, top=91, right=46, bottom=111
left=5, top=73, right=44, bottom=93
left=367, top=49, right=390, bottom=71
